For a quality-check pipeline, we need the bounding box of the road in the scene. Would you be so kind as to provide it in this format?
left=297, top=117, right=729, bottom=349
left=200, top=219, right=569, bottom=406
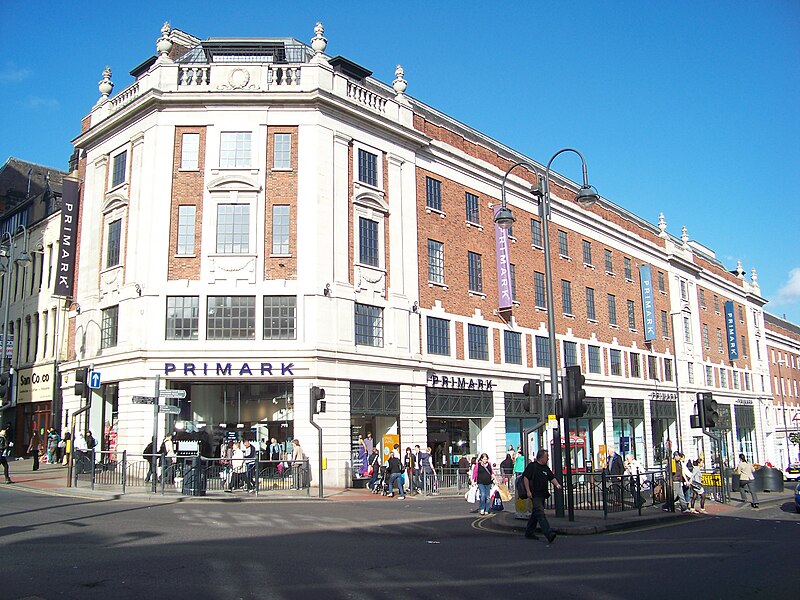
left=0, top=486, right=796, bottom=599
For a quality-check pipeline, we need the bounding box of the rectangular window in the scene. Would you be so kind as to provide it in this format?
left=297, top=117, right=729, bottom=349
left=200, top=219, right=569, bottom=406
left=272, top=205, right=290, bottom=255
left=355, top=303, right=383, bottom=347
left=661, top=310, right=669, bottom=337
left=680, top=279, right=688, bottom=300
left=531, top=219, right=543, bottom=248
left=664, top=358, right=674, bottom=382
left=657, top=271, right=665, bottom=293
left=582, top=240, right=592, bottom=265
left=627, top=300, right=636, bottom=329
left=630, top=353, right=641, bottom=378
left=699, top=289, right=706, bottom=308
left=510, top=264, right=517, bottom=302
left=504, top=330, right=522, bottom=365
left=426, top=177, right=442, bottom=211
left=732, top=370, right=739, bottom=390
left=558, top=230, right=569, bottom=257
left=588, top=345, right=601, bottom=374
left=111, top=151, right=127, bottom=187
left=273, top=133, right=291, bottom=169
left=737, top=305, right=743, bottom=322
left=561, top=280, right=572, bottom=314
left=706, top=365, right=714, bottom=386
left=605, top=249, right=613, bottom=273
left=468, top=251, right=483, bottom=293
left=207, top=296, right=256, bottom=340
left=648, top=355, right=659, bottom=380
left=177, top=205, right=196, bottom=255
left=166, top=296, right=199, bottom=340
left=465, top=192, right=480, bottom=224
left=741, top=335, right=746, bottom=356
left=720, top=368, right=728, bottom=388
left=427, top=240, right=444, bottom=284
left=534, top=271, right=546, bottom=309
left=624, top=257, right=632, bottom=280
left=586, top=287, right=596, bottom=321
left=683, top=316, right=692, bottom=343
left=535, top=336, right=550, bottom=368
left=713, top=295, right=719, bottom=313
left=427, top=317, right=450, bottom=355
left=357, top=149, right=378, bottom=186
left=220, top=132, right=252, bottom=168
left=101, top=305, right=119, bottom=349
left=358, top=217, right=379, bottom=266
left=216, top=204, right=250, bottom=253
left=181, top=133, right=199, bottom=170
left=608, top=294, right=617, bottom=326
left=106, top=219, right=121, bottom=268
left=263, top=296, right=296, bottom=340
left=564, top=341, right=578, bottom=367
left=702, top=324, right=709, bottom=348
left=716, top=329, right=723, bottom=353
left=688, top=362, right=695, bottom=384
left=610, top=349, right=622, bottom=376
left=468, top=324, right=489, bottom=360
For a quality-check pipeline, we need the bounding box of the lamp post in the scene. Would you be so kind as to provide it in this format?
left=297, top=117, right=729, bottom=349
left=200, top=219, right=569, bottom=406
left=777, top=359, right=790, bottom=468
left=495, top=149, right=599, bottom=519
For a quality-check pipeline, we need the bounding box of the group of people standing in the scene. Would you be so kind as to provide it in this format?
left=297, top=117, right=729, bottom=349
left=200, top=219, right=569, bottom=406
left=368, top=444, right=438, bottom=498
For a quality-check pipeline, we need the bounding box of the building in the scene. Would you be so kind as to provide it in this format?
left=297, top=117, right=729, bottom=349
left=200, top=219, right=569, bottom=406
left=0, top=157, right=68, bottom=453
left=63, top=22, right=775, bottom=488
left=765, top=313, right=800, bottom=467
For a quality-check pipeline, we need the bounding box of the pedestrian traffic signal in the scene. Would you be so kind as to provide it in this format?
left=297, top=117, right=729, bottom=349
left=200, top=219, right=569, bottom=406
left=697, top=392, right=718, bottom=429
left=522, top=379, right=540, bottom=413
left=310, top=385, right=326, bottom=414
left=74, top=367, right=89, bottom=398
left=563, top=365, right=587, bottom=418
left=0, top=372, right=8, bottom=400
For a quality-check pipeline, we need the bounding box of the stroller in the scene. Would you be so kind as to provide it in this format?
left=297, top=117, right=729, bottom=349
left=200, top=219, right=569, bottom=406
left=371, top=466, right=390, bottom=496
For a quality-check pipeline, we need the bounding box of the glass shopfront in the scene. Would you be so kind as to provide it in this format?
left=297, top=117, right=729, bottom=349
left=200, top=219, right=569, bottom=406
left=426, top=387, right=492, bottom=468
left=566, top=398, right=605, bottom=472
left=350, top=382, right=399, bottom=486
left=650, top=399, right=677, bottom=468
left=734, top=403, right=756, bottom=463
left=612, top=399, right=645, bottom=463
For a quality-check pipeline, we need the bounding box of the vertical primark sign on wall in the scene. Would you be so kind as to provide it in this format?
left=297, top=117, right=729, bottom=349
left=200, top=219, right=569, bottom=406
left=724, top=301, right=739, bottom=359
left=639, top=265, right=656, bottom=341
left=493, top=206, right=513, bottom=310
left=54, top=177, right=79, bottom=297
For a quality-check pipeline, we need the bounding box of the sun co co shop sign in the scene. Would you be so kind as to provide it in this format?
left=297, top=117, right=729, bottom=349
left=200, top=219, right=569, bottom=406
left=17, top=365, right=55, bottom=404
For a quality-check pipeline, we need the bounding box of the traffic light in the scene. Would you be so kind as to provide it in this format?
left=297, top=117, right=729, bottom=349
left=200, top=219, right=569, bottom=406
left=698, top=392, right=719, bottom=429
left=522, top=379, right=540, bottom=413
left=563, top=365, right=587, bottom=418
left=310, top=385, right=326, bottom=414
left=0, top=372, right=8, bottom=400
left=74, top=367, right=89, bottom=398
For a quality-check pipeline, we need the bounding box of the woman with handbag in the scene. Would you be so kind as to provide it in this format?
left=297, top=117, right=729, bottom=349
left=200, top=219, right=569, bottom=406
left=689, top=457, right=707, bottom=514
left=475, top=453, right=494, bottom=516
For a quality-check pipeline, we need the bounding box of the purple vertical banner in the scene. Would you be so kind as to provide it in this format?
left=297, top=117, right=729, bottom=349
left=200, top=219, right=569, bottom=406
left=54, top=178, right=80, bottom=297
left=494, top=206, right=513, bottom=310
left=724, top=301, right=739, bottom=360
left=639, top=265, right=656, bottom=341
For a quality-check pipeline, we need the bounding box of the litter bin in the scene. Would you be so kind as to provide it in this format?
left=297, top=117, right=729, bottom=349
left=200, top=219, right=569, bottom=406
left=182, top=456, right=207, bottom=496
left=754, top=467, right=783, bottom=492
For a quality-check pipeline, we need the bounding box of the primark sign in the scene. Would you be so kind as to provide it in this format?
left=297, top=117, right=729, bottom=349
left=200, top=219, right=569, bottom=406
left=163, top=361, right=299, bottom=378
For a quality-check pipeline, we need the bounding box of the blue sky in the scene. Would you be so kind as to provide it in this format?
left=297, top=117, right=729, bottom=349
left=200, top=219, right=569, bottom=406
left=1, top=1, right=798, bottom=322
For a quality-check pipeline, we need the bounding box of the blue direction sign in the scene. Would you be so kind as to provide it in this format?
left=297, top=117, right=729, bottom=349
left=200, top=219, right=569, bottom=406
left=89, top=370, right=102, bottom=389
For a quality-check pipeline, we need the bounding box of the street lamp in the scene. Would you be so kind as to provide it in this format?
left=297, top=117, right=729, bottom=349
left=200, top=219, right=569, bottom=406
left=777, top=359, right=790, bottom=468
left=495, top=149, right=599, bottom=519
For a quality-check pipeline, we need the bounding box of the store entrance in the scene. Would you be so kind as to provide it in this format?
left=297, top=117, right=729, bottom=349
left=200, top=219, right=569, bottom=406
left=426, top=418, right=483, bottom=469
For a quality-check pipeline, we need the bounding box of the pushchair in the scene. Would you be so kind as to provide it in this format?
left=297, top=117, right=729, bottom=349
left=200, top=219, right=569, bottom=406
left=371, top=466, right=390, bottom=496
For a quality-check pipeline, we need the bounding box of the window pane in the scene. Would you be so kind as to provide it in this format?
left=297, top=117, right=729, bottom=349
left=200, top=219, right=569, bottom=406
left=106, top=219, right=121, bottom=268
left=582, top=240, right=592, bottom=265
left=177, top=205, right=196, bottom=255
left=535, top=336, right=550, bottom=368
left=263, top=296, right=296, bottom=339
left=181, top=133, right=199, bottom=170
left=605, top=249, right=613, bottom=273
left=427, top=317, right=450, bottom=355
left=426, top=177, right=442, bottom=211
left=359, top=217, right=379, bottom=266
left=504, top=330, right=522, bottom=364
left=624, top=257, right=632, bottom=280
left=564, top=341, right=578, bottom=367
left=627, top=300, right=636, bottom=329
left=586, top=287, right=596, bottom=321
left=112, top=151, right=127, bottom=187
left=216, top=204, right=250, bottom=253
left=101, top=305, right=119, bottom=349
left=468, top=324, right=488, bottom=360
left=465, top=192, right=480, bottom=224
left=273, top=133, right=291, bottom=169
left=610, top=349, right=622, bottom=375
left=355, top=303, right=383, bottom=346
left=468, top=252, right=483, bottom=293
left=588, top=345, right=601, bottom=373
left=531, top=219, right=542, bottom=248
left=272, top=205, right=290, bottom=254
left=534, top=271, right=546, bottom=308
left=608, top=294, right=617, bottom=325
left=207, top=296, right=255, bottom=339
left=166, top=296, right=199, bottom=340
left=358, top=149, right=378, bottom=186
left=558, top=230, right=569, bottom=257
left=428, top=240, right=444, bottom=284
left=220, top=132, right=251, bottom=168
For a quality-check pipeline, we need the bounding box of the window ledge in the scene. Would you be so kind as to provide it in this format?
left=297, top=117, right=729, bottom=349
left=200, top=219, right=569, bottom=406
left=532, top=244, right=543, bottom=251
left=271, top=167, right=293, bottom=173
left=629, top=328, right=638, bottom=334
left=559, top=254, right=572, bottom=261
left=429, top=281, right=449, bottom=290
left=174, top=253, right=197, bottom=259
left=563, top=312, right=576, bottom=319
left=178, top=168, right=200, bottom=173
left=588, top=318, right=599, bottom=324
left=606, top=271, right=616, bottom=277
left=535, top=305, right=548, bottom=312
left=584, top=263, right=595, bottom=270
left=107, top=182, right=128, bottom=194
left=508, top=235, right=517, bottom=243
left=211, top=168, right=259, bottom=175
left=659, top=290, right=668, bottom=296
left=354, top=180, right=383, bottom=194
left=465, top=221, right=484, bottom=231
left=610, top=324, right=620, bottom=330
left=425, top=207, right=446, bottom=218
left=355, top=262, right=386, bottom=274
left=468, top=291, right=487, bottom=299
left=625, top=278, right=633, bottom=283
left=269, top=253, right=293, bottom=259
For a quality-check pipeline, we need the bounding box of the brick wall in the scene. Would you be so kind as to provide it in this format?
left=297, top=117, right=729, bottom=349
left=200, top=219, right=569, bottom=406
left=167, top=126, right=205, bottom=280
left=264, top=126, right=298, bottom=280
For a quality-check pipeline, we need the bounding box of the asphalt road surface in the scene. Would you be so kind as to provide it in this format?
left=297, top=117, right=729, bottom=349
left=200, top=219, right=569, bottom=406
left=1, top=487, right=797, bottom=600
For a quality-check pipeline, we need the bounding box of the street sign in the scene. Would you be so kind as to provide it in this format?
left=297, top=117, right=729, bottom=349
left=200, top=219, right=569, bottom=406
left=159, top=405, right=181, bottom=414
left=158, top=388, right=187, bottom=399
left=132, top=395, right=156, bottom=404
left=89, top=370, right=102, bottom=389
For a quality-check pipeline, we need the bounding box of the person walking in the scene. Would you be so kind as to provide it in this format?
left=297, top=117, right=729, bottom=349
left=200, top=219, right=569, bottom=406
left=605, top=447, right=624, bottom=506
left=666, top=451, right=690, bottom=512
left=227, top=442, right=247, bottom=492
left=242, top=439, right=257, bottom=492
left=386, top=451, right=405, bottom=499
left=46, top=428, right=60, bottom=465
left=457, top=454, right=471, bottom=491
left=291, top=439, right=305, bottom=489
left=735, top=453, right=759, bottom=508
left=689, top=457, right=707, bottom=514
left=624, top=453, right=645, bottom=508
left=369, top=447, right=382, bottom=491
left=522, top=449, right=562, bottom=543
left=475, top=453, right=494, bottom=516
left=28, top=425, right=41, bottom=471
left=411, top=445, right=422, bottom=494
left=0, top=428, right=15, bottom=483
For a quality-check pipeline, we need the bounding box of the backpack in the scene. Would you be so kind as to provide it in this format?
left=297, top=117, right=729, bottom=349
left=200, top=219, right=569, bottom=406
left=516, top=474, right=527, bottom=499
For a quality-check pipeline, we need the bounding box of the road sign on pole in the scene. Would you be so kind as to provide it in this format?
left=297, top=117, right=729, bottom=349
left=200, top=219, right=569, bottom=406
left=132, top=395, right=156, bottom=405
left=159, top=405, right=181, bottom=414
left=158, top=388, right=187, bottom=399
left=89, top=370, right=102, bottom=389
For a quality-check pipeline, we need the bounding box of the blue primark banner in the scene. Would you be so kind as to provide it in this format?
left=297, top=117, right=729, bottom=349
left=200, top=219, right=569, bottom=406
left=639, top=265, right=657, bottom=341
left=724, top=301, right=739, bottom=360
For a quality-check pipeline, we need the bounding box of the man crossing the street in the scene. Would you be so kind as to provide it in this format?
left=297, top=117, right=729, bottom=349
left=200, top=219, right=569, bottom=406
left=523, top=449, right=562, bottom=544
